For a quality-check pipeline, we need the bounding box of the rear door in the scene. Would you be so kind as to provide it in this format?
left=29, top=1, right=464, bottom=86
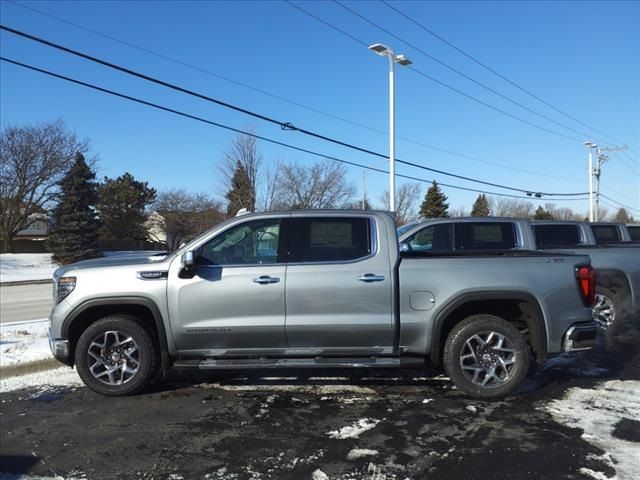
left=284, top=215, right=394, bottom=353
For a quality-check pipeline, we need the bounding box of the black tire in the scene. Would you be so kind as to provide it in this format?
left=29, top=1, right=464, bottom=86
left=75, top=315, right=158, bottom=396
left=443, top=314, right=530, bottom=399
left=594, top=286, right=622, bottom=334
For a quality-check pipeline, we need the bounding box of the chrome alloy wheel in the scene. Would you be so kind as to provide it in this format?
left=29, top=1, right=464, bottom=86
left=87, top=330, right=140, bottom=386
left=593, top=294, right=615, bottom=328
left=459, top=331, right=517, bottom=388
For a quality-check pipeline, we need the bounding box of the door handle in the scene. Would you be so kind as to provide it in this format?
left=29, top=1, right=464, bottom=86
left=358, top=273, right=385, bottom=283
left=253, top=275, right=280, bottom=285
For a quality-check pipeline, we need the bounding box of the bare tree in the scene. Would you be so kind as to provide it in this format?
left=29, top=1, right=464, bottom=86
left=150, top=189, right=223, bottom=251
left=261, top=158, right=282, bottom=211
left=449, top=206, right=469, bottom=217
left=274, top=160, right=355, bottom=209
left=0, top=120, right=91, bottom=252
left=218, top=130, right=262, bottom=212
left=544, top=203, right=585, bottom=221
left=380, top=182, right=421, bottom=225
left=489, top=198, right=534, bottom=218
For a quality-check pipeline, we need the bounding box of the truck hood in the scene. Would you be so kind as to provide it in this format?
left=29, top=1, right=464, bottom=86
left=53, top=253, right=171, bottom=278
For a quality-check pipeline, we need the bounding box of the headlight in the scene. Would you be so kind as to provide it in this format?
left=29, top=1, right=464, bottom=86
left=57, top=276, right=76, bottom=304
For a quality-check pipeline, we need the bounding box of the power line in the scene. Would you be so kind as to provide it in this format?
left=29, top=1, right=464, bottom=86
left=5, top=0, right=582, bottom=183
left=0, top=55, right=589, bottom=204
left=0, top=24, right=588, bottom=197
left=610, top=151, right=640, bottom=176
left=335, top=0, right=597, bottom=142
left=286, top=1, right=583, bottom=143
left=599, top=194, right=640, bottom=214
left=381, top=0, right=637, bottom=152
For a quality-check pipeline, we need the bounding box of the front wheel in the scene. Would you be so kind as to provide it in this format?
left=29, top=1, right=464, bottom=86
left=443, top=314, right=530, bottom=399
left=75, top=315, right=158, bottom=396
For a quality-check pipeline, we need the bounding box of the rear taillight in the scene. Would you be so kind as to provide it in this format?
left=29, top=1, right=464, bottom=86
left=576, top=265, right=596, bottom=307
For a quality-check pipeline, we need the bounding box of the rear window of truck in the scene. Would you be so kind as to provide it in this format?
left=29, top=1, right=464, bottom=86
left=288, top=217, right=372, bottom=263
left=456, top=222, right=517, bottom=250
left=533, top=224, right=581, bottom=247
left=591, top=225, right=622, bottom=244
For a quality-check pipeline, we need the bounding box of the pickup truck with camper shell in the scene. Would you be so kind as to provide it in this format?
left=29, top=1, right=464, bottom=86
left=399, top=217, right=640, bottom=334
left=49, top=210, right=598, bottom=399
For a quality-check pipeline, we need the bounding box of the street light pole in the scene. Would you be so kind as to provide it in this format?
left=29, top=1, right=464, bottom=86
left=368, top=43, right=412, bottom=213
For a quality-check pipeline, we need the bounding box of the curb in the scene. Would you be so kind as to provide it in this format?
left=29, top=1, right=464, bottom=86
left=0, top=279, right=52, bottom=287
left=0, top=357, right=60, bottom=380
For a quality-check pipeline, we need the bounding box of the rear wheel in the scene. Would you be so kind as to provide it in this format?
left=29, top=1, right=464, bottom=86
left=75, top=315, right=157, bottom=396
left=594, top=286, right=620, bottom=330
left=443, top=314, right=530, bottom=399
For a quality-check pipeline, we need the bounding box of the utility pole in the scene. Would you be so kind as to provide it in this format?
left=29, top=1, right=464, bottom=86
left=593, top=151, right=608, bottom=221
left=584, top=142, right=598, bottom=221
left=594, top=145, right=628, bottom=220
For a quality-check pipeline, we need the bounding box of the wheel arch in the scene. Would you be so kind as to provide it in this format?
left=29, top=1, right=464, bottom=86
left=62, top=297, right=171, bottom=371
left=429, top=291, right=548, bottom=365
left=595, top=268, right=633, bottom=314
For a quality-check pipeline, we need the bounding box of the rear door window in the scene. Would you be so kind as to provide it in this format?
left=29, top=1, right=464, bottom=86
left=287, top=217, right=372, bottom=263
left=534, top=224, right=581, bottom=247
left=591, top=225, right=622, bottom=244
left=628, top=226, right=640, bottom=241
left=456, top=222, right=517, bottom=250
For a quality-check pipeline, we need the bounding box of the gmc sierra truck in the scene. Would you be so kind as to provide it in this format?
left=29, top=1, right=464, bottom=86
left=399, top=218, right=640, bottom=332
left=49, top=211, right=598, bottom=399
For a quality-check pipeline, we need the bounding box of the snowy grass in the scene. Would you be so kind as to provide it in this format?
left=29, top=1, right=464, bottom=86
left=544, top=379, right=640, bottom=480
left=0, top=254, right=56, bottom=283
left=0, top=320, right=52, bottom=368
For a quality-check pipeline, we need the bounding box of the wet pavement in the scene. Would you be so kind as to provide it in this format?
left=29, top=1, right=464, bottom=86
left=1, top=328, right=638, bottom=480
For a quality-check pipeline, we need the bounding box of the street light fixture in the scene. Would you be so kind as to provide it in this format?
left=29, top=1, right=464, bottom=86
left=368, top=43, right=412, bottom=212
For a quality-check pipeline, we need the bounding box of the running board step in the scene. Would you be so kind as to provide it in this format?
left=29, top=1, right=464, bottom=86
left=173, top=357, right=424, bottom=370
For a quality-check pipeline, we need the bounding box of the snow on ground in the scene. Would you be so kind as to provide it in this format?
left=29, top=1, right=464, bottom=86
left=0, top=254, right=56, bottom=283
left=0, top=319, right=51, bottom=367
left=0, top=251, right=166, bottom=284
left=0, top=366, right=83, bottom=393
left=544, top=379, right=640, bottom=480
left=326, top=418, right=381, bottom=439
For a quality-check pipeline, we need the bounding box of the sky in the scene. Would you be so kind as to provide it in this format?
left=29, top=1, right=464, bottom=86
left=1, top=0, right=639, bottom=218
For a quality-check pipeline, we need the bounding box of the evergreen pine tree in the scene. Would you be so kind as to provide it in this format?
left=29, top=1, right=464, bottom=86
left=534, top=206, right=554, bottom=220
left=419, top=181, right=449, bottom=218
left=612, top=208, right=633, bottom=223
left=48, top=153, right=101, bottom=264
left=471, top=194, right=490, bottom=217
left=97, top=172, right=156, bottom=241
left=225, top=161, right=253, bottom=216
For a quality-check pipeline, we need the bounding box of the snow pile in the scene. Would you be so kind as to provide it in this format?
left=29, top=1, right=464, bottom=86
left=0, top=254, right=57, bottom=283
left=0, top=366, right=82, bottom=393
left=544, top=379, right=640, bottom=480
left=327, top=418, right=381, bottom=439
left=347, top=448, right=379, bottom=460
left=0, top=319, right=51, bottom=366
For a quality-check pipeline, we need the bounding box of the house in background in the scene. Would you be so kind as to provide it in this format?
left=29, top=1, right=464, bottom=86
left=12, top=213, right=50, bottom=253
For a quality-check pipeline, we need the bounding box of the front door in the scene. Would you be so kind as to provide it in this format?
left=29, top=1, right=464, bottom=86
left=167, top=217, right=287, bottom=355
left=284, top=216, right=394, bottom=354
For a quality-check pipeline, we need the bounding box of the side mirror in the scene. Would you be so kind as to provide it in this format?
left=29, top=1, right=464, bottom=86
left=399, top=242, right=411, bottom=253
left=182, top=250, right=195, bottom=269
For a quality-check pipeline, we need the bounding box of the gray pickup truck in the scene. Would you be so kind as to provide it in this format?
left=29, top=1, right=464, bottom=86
left=49, top=211, right=597, bottom=399
left=399, top=218, right=640, bottom=333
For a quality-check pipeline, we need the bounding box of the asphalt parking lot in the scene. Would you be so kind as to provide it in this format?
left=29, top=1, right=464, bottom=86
left=1, top=327, right=639, bottom=480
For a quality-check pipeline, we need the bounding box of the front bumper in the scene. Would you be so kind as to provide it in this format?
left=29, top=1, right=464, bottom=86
left=48, top=327, right=71, bottom=364
left=563, top=322, right=599, bottom=352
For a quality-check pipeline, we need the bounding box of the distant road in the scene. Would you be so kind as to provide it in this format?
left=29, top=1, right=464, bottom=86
left=0, top=283, right=52, bottom=324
